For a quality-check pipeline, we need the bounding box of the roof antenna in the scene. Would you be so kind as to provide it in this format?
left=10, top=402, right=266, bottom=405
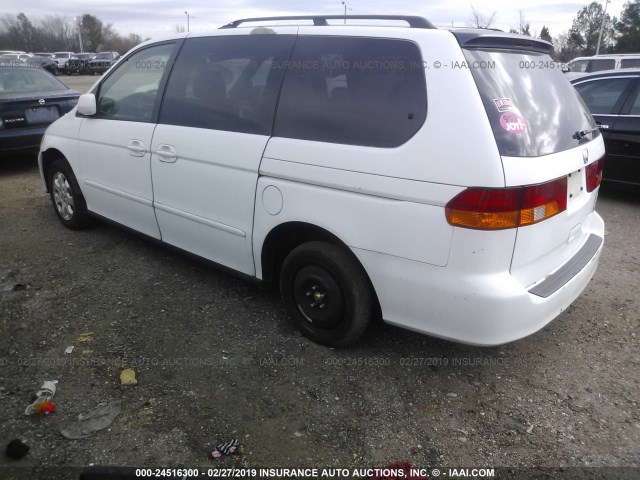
left=341, top=2, right=352, bottom=24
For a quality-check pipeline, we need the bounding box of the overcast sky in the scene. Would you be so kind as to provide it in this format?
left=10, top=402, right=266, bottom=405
left=0, top=0, right=625, bottom=40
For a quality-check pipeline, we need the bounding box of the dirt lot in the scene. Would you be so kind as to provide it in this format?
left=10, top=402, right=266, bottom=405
left=0, top=76, right=639, bottom=480
left=57, top=75, right=98, bottom=94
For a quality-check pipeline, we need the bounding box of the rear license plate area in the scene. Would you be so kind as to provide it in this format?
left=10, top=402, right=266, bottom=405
left=24, top=105, right=60, bottom=124
left=567, top=168, right=584, bottom=206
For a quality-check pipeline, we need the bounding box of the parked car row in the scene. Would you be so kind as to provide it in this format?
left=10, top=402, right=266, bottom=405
left=0, top=50, right=121, bottom=75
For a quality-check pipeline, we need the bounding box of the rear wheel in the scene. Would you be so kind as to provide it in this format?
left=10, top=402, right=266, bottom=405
left=48, top=159, right=92, bottom=230
left=280, top=241, right=373, bottom=347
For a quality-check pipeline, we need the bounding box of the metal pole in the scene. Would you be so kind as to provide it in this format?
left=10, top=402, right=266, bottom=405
left=342, top=2, right=346, bottom=24
left=595, top=0, right=610, bottom=55
left=185, top=11, right=190, bottom=32
left=75, top=17, right=84, bottom=52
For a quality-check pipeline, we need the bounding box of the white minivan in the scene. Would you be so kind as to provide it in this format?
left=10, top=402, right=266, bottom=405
left=39, top=15, right=605, bottom=347
left=564, top=53, right=640, bottom=80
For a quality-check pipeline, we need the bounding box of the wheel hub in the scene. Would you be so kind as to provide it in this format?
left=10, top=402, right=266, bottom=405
left=293, top=266, right=345, bottom=330
left=52, top=172, right=74, bottom=221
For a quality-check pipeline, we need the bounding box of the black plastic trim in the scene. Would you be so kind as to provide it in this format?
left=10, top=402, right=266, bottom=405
left=528, top=234, right=603, bottom=298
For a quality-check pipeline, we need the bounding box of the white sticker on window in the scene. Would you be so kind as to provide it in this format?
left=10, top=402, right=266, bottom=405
left=493, top=98, right=514, bottom=112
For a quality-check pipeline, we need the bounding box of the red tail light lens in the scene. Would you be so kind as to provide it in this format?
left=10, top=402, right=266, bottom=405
left=446, top=176, right=568, bottom=230
left=586, top=156, right=604, bottom=192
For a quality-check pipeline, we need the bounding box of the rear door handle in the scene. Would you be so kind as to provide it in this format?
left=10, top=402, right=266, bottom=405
left=155, top=144, right=177, bottom=163
left=596, top=122, right=609, bottom=129
left=127, top=140, right=145, bottom=157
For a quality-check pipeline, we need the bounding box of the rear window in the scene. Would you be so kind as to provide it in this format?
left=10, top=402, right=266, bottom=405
left=464, top=49, right=597, bottom=157
left=0, top=67, right=68, bottom=93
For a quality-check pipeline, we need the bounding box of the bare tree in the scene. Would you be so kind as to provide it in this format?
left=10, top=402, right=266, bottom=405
left=174, top=24, right=186, bottom=33
left=470, top=5, right=497, bottom=29
left=38, top=15, right=75, bottom=51
left=0, top=12, right=143, bottom=53
left=101, top=23, right=118, bottom=50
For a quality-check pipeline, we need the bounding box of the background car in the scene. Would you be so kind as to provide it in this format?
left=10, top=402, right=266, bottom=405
left=0, top=65, right=80, bottom=153
left=564, top=54, right=640, bottom=80
left=51, top=51, right=74, bottom=69
left=571, top=69, right=640, bottom=186
left=88, top=51, right=120, bottom=74
left=23, top=55, right=59, bottom=75
left=63, top=53, right=96, bottom=75
left=0, top=53, right=33, bottom=63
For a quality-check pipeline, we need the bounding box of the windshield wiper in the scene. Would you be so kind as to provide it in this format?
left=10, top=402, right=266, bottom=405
left=573, top=128, right=599, bottom=141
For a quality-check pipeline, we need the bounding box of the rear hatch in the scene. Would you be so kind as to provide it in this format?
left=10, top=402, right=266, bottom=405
left=453, top=31, right=604, bottom=289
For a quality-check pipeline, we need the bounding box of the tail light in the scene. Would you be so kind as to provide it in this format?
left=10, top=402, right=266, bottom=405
left=586, top=156, right=604, bottom=192
left=446, top=176, right=568, bottom=230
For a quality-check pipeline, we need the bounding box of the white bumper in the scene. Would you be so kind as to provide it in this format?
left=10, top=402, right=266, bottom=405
left=354, top=212, right=605, bottom=346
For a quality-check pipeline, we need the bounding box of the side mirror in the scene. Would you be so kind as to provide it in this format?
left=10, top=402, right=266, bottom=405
left=561, top=66, right=570, bottom=73
left=77, top=93, right=97, bottom=116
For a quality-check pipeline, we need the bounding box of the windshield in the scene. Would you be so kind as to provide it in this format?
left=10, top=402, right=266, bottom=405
left=52, top=52, right=70, bottom=58
left=95, top=53, right=113, bottom=59
left=464, top=49, right=597, bottom=157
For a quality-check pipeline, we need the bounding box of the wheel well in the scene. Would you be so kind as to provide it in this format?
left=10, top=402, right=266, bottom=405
left=260, top=222, right=382, bottom=315
left=41, top=148, right=66, bottom=191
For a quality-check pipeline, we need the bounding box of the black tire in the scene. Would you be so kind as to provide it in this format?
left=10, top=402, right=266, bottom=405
left=48, top=158, right=92, bottom=230
left=280, top=241, right=373, bottom=347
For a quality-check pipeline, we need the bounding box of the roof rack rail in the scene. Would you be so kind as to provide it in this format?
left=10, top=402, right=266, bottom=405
left=220, top=15, right=435, bottom=29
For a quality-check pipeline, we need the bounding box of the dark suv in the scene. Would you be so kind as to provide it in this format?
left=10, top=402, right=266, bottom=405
left=88, top=52, right=120, bottom=75
left=64, top=53, right=96, bottom=75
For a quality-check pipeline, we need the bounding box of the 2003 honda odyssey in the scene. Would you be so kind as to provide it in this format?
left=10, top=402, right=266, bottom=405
left=39, top=15, right=605, bottom=347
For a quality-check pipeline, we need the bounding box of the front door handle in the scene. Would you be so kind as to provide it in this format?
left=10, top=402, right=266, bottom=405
left=127, top=140, right=145, bottom=157
left=155, top=144, right=177, bottom=163
left=596, top=122, right=610, bottom=129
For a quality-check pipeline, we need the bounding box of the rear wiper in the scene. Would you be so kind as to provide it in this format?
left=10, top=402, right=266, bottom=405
left=573, top=128, right=599, bottom=141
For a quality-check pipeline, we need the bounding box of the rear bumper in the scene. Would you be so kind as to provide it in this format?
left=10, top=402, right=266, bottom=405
left=0, top=126, right=46, bottom=152
left=354, top=212, right=604, bottom=346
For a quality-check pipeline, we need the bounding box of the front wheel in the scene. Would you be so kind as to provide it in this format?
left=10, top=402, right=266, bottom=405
left=48, top=159, right=92, bottom=230
left=280, top=242, right=373, bottom=347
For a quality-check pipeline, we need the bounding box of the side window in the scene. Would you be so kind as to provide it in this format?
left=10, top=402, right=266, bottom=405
left=96, top=43, right=175, bottom=122
left=621, top=58, right=640, bottom=69
left=574, top=78, right=635, bottom=114
left=587, top=59, right=615, bottom=72
left=628, top=90, right=640, bottom=115
left=159, top=35, right=296, bottom=135
left=273, top=37, right=427, bottom=148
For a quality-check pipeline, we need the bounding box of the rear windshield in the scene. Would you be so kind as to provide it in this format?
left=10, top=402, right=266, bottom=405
left=0, top=67, right=68, bottom=93
left=464, top=49, right=597, bottom=157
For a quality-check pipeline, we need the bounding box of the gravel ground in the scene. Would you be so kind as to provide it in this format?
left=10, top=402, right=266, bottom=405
left=0, top=76, right=639, bottom=480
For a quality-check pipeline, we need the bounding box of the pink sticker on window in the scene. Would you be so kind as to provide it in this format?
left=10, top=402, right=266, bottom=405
left=499, top=112, right=526, bottom=134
